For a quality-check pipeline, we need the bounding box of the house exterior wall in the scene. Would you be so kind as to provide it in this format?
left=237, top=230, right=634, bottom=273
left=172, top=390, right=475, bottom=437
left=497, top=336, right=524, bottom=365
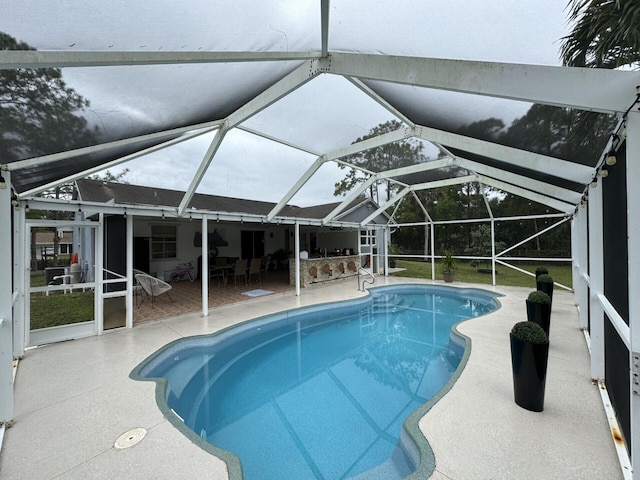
left=131, top=219, right=299, bottom=279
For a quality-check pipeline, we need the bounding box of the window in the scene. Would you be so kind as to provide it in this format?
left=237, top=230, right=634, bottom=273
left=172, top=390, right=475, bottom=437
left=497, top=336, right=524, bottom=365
left=151, top=225, right=177, bottom=259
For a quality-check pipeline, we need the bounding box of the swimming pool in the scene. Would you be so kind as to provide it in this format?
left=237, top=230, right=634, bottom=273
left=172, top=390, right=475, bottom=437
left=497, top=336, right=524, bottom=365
left=131, top=284, right=500, bottom=479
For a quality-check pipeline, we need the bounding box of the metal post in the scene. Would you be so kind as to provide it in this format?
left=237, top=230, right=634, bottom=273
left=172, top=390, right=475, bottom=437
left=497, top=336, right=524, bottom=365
left=572, top=211, right=589, bottom=330
left=0, top=169, right=14, bottom=422
left=295, top=222, right=300, bottom=296
left=430, top=220, right=435, bottom=280
left=626, top=110, right=640, bottom=480
left=588, top=175, right=605, bottom=381
left=202, top=214, right=209, bottom=317
left=125, top=213, right=134, bottom=328
left=12, top=195, right=25, bottom=357
left=490, top=218, right=496, bottom=286
left=95, top=213, right=104, bottom=334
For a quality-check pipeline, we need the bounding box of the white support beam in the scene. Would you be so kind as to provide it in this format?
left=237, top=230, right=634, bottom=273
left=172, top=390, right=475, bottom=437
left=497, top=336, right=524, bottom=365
left=177, top=127, right=228, bottom=217
left=455, top=157, right=583, bottom=205
left=0, top=49, right=321, bottom=70
left=236, top=126, right=321, bottom=157
left=475, top=174, right=576, bottom=214
left=201, top=215, right=209, bottom=317
left=267, top=157, right=327, bottom=221
left=410, top=175, right=477, bottom=192
left=346, top=77, right=415, bottom=127
left=19, top=128, right=214, bottom=199
left=626, top=110, right=640, bottom=479
left=375, top=158, right=455, bottom=179
left=499, top=217, right=571, bottom=257
left=125, top=214, right=134, bottom=329
left=320, top=0, right=330, bottom=56
left=295, top=222, right=301, bottom=296
left=12, top=199, right=25, bottom=357
left=96, top=213, right=105, bottom=335
left=414, top=125, right=594, bottom=184
left=5, top=122, right=221, bottom=172
left=324, top=126, right=415, bottom=162
left=178, top=62, right=320, bottom=216
left=0, top=171, right=14, bottom=423
left=410, top=190, right=432, bottom=222
left=360, top=187, right=412, bottom=226
left=572, top=211, right=589, bottom=331
left=226, top=61, right=318, bottom=128
left=326, top=52, right=639, bottom=114
left=322, top=176, right=377, bottom=225
left=588, top=181, right=605, bottom=382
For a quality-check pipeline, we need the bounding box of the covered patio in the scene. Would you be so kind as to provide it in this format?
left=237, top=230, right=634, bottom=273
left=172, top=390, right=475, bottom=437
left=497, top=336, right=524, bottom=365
left=129, top=269, right=293, bottom=325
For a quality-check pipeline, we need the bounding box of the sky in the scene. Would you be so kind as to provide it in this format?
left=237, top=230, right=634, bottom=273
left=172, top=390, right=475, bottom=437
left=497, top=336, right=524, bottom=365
left=0, top=0, right=572, bottom=206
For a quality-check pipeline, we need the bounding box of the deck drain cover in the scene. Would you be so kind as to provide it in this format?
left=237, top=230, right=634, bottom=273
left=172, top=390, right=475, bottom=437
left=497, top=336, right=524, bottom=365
left=114, top=428, right=147, bottom=449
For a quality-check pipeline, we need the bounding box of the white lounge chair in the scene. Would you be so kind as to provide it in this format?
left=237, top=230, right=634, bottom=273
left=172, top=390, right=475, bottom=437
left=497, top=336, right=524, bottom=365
left=135, top=273, right=173, bottom=308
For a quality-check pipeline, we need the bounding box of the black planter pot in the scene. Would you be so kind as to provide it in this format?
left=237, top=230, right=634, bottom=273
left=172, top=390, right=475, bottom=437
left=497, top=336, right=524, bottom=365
left=510, top=333, right=549, bottom=412
left=536, top=280, right=554, bottom=304
left=526, top=300, right=551, bottom=338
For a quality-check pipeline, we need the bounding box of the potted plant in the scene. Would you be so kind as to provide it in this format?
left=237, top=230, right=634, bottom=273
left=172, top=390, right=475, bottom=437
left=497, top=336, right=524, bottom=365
left=510, top=321, right=549, bottom=412
left=534, top=266, right=548, bottom=279
left=526, top=290, right=552, bottom=338
left=441, top=250, right=457, bottom=283
left=536, top=273, right=554, bottom=304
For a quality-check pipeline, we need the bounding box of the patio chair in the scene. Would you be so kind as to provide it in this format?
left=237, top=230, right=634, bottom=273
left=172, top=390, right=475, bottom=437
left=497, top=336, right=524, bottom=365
left=232, top=258, right=248, bottom=287
left=133, top=269, right=148, bottom=307
left=209, top=264, right=226, bottom=287
left=135, top=273, right=173, bottom=308
left=248, top=258, right=261, bottom=284
left=259, top=256, right=268, bottom=280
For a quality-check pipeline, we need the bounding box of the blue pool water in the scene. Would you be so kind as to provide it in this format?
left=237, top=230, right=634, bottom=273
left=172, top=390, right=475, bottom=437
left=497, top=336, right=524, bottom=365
left=132, top=285, right=500, bottom=480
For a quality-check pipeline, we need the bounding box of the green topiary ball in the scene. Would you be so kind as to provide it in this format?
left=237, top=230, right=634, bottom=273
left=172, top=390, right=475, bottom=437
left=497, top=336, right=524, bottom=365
left=536, top=273, right=554, bottom=284
left=511, top=321, right=548, bottom=344
left=527, top=290, right=551, bottom=304
left=535, top=266, right=548, bottom=275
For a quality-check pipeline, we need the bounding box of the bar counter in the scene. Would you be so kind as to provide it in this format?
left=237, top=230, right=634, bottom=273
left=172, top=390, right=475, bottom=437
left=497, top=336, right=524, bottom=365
left=289, top=255, right=361, bottom=287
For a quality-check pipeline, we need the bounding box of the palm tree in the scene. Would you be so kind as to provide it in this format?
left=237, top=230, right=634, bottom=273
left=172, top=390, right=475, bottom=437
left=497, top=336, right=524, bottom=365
left=561, top=0, right=640, bottom=68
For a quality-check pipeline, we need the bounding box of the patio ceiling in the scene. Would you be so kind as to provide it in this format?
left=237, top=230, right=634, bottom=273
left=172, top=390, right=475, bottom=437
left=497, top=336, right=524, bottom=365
left=1, top=1, right=639, bottom=224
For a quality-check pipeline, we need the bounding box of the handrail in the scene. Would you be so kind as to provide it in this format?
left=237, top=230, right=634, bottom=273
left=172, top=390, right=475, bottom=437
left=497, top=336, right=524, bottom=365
left=357, top=267, right=375, bottom=291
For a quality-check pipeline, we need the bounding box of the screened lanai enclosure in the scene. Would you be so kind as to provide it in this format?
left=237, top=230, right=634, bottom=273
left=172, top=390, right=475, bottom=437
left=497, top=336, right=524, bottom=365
left=1, top=1, right=640, bottom=478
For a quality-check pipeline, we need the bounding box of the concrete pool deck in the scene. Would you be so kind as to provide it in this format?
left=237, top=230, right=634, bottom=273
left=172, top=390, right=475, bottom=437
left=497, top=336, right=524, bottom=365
left=0, top=277, right=623, bottom=479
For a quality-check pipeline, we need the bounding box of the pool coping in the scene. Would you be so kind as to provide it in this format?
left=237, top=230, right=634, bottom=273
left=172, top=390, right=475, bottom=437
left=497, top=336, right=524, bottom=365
left=129, top=283, right=503, bottom=480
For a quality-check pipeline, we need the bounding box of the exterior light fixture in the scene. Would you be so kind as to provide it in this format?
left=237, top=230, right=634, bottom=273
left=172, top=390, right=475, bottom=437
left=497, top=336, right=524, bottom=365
left=605, top=150, right=617, bottom=166
left=590, top=179, right=598, bottom=188
left=161, top=210, right=165, bottom=219
left=25, top=203, right=30, bottom=212
left=0, top=174, right=6, bottom=189
left=11, top=194, right=18, bottom=209
left=599, top=168, right=609, bottom=178
left=123, top=208, right=127, bottom=219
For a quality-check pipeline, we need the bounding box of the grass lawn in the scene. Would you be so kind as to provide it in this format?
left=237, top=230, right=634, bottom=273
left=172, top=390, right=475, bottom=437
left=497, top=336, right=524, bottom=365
left=391, top=259, right=573, bottom=290
left=30, top=270, right=94, bottom=329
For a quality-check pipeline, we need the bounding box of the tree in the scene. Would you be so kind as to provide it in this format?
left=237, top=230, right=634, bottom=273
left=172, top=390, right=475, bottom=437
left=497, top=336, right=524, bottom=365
left=334, top=120, right=426, bottom=203
left=561, top=0, right=640, bottom=69
left=1, top=32, right=97, bottom=161
left=2, top=32, right=99, bottom=269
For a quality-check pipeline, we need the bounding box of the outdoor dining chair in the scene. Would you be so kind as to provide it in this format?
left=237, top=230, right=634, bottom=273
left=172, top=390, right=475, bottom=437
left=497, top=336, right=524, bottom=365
left=232, top=258, right=248, bottom=286
left=135, top=273, right=173, bottom=308
left=248, top=258, right=261, bottom=284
